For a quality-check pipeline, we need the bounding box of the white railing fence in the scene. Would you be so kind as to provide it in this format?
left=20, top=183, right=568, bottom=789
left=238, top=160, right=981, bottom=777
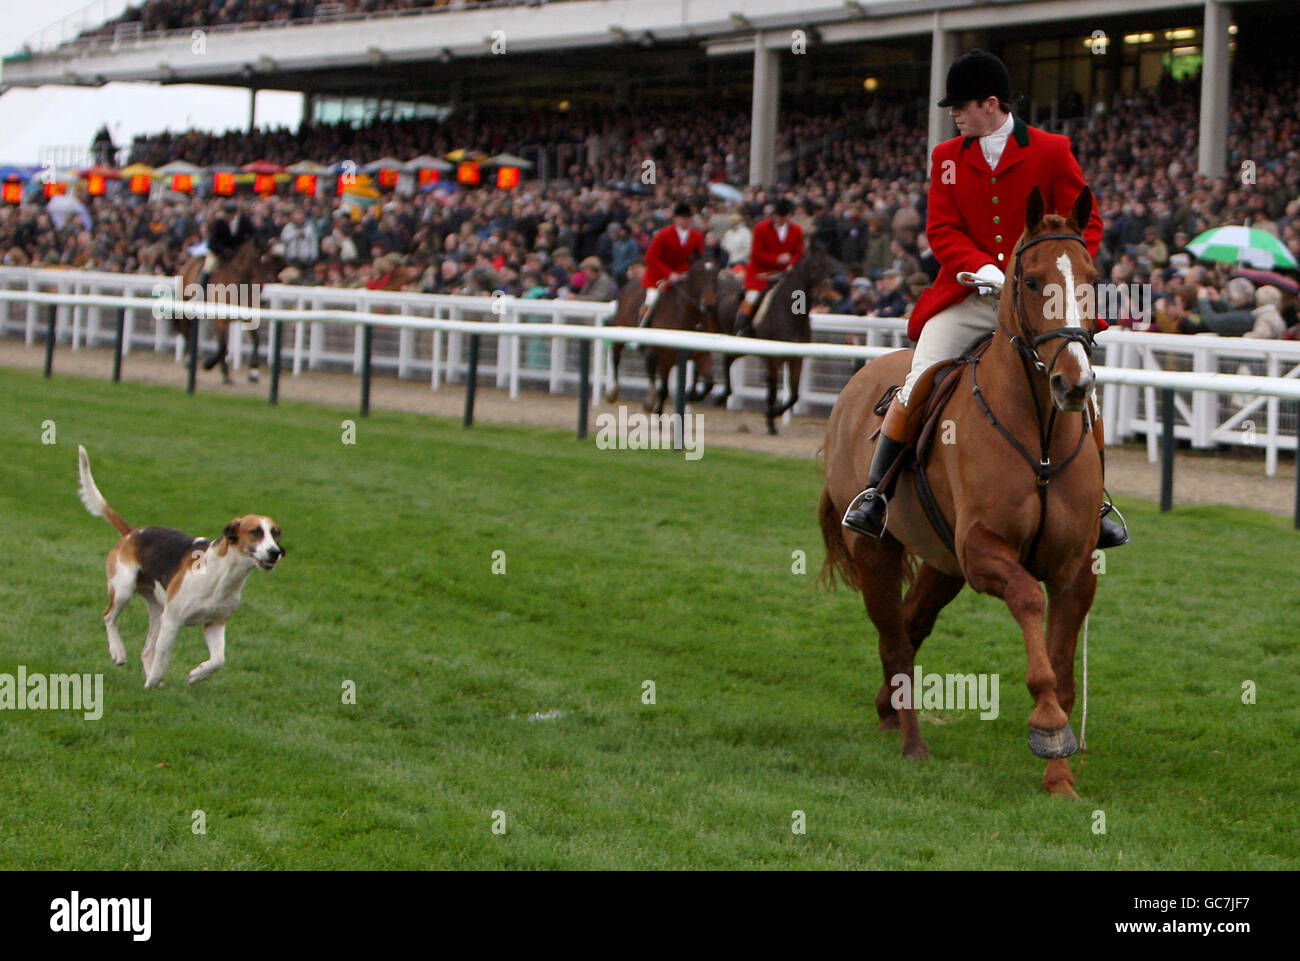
left=2, top=265, right=1299, bottom=479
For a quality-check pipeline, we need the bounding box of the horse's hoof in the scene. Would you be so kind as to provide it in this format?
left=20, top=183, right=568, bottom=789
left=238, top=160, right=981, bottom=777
left=876, top=715, right=900, bottom=731
left=248, top=369, right=260, bottom=383
left=711, top=394, right=728, bottom=408
left=902, top=741, right=931, bottom=760
left=766, top=423, right=778, bottom=436
left=1029, top=724, right=1078, bottom=759
left=1046, top=781, right=1082, bottom=800
left=603, top=388, right=619, bottom=403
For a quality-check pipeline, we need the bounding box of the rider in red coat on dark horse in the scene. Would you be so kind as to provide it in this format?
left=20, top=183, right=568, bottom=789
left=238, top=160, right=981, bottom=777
left=639, top=200, right=705, bottom=327
left=735, top=196, right=804, bottom=335
left=841, top=49, right=1128, bottom=550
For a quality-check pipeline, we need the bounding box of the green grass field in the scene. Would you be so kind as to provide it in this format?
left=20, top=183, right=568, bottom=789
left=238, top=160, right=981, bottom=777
left=1, top=364, right=1296, bottom=869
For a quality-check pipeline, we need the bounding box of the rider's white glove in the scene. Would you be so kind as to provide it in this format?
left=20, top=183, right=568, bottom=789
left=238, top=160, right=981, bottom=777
left=973, top=263, right=1005, bottom=296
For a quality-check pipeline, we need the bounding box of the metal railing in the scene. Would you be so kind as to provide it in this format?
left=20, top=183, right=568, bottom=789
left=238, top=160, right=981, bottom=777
left=2, top=267, right=1299, bottom=525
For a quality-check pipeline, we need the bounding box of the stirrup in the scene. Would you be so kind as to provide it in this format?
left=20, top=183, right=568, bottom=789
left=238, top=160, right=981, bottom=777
left=1097, top=499, right=1129, bottom=549
left=842, top=487, right=889, bottom=538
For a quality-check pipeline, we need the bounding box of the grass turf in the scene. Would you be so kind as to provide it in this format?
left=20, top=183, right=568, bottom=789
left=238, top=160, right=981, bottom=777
left=0, top=364, right=1296, bottom=869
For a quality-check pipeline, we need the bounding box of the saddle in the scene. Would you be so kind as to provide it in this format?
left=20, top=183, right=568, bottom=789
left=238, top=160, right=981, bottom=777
left=871, top=333, right=995, bottom=554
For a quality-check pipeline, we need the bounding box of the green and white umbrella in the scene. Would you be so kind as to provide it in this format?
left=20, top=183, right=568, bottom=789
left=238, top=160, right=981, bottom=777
left=1186, top=225, right=1298, bottom=270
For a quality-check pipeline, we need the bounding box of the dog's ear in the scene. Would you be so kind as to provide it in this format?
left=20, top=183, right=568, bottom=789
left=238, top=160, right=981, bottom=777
left=224, top=518, right=242, bottom=543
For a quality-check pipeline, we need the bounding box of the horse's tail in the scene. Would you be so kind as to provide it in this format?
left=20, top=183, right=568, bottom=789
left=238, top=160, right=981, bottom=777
left=818, top=486, right=858, bottom=592
left=818, top=485, right=920, bottom=592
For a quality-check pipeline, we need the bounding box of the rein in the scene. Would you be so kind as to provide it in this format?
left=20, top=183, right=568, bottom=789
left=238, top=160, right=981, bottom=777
left=969, top=230, right=1096, bottom=568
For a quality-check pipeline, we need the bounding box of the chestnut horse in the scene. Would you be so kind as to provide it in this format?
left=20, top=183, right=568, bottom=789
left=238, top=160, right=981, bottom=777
left=819, top=187, right=1102, bottom=799
left=604, top=257, right=722, bottom=412
left=176, top=237, right=278, bottom=384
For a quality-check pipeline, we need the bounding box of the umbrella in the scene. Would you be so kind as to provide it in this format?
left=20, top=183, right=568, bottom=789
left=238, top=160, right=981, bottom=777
left=708, top=182, right=744, bottom=203
left=1187, top=225, right=1298, bottom=270
left=1230, top=267, right=1300, bottom=294
left=484, top=152, right=534, bottom=169
left=47, top=192, right=93, bottom=230
left=119, top=163, right=157, bottom=178
left=240, top=160, right=287, bottom=174
left=286, top=160, right=331, bottom=174
left=445, top=149, right=488, bottom=162
left=78, top=164, right=121, bottom=180
left=407, top=154, right=454, bottom=172
left=603, top=179, right=651, bottom=196
left=155, top=160, right=204, bottom=175
left=364, top=157, right=406, bottom=173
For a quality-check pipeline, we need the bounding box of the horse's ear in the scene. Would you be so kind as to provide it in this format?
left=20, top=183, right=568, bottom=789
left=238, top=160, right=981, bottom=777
left=1067, top=186, right=1094, bottom=235
left=1025, top=186, right=1045, bottom=232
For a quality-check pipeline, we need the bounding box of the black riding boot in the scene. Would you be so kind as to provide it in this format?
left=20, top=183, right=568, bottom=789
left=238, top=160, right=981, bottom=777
left=842, top=434, right=908, bottom=538
left=1097, top=500, right=1129, bottom=549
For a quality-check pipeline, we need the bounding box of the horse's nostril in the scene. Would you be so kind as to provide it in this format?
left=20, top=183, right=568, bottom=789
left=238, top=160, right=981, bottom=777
left=1050, top=372, right=1067, bottom=392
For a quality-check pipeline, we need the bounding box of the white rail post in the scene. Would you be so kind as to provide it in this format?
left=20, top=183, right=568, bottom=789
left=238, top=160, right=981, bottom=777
left=1266, top=352, right=1280, bottom=477
left=398, top=304, right=413, bottom=379
left=1192, top=345, right=1214, bottom=448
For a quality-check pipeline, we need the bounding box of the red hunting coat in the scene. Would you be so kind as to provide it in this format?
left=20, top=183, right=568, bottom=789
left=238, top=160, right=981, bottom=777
left=642, top=224, right=705, bottom=287
left=745, top=218, right=805, bottom=291
left=909, top=116, right=1104, bottom=342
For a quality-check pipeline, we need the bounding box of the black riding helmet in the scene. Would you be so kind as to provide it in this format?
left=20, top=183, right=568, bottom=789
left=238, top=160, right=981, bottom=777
left=772, top=197, right=793, bottom=217
left=672, top=200, right=693, bottom=218
left=937, top=49, right=1012, bottom=108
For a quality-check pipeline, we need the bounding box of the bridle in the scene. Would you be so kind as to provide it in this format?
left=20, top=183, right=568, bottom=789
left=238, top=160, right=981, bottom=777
left=665, top=259, right=718, bottom=328
left=1000, top=231, right=1098, bottom=376
left=968, top=229, right=1098, bottom=568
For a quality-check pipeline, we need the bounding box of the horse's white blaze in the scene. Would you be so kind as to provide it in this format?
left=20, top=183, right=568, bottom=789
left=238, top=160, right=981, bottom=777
left=1055, top=252, right=1093, bottom=377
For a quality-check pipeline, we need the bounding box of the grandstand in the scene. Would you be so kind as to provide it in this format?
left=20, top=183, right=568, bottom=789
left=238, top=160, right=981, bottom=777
left=0, top=0, right=1297, bottom=341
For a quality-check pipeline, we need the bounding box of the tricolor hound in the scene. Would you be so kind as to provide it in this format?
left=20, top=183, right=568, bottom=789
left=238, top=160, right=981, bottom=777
left=77, top=445, right=284, bottom=688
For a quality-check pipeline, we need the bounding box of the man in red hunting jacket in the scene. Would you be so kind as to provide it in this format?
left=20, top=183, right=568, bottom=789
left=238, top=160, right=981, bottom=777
left=639, top=200, right=705, bottom=326
left=843, top=49, right=1128, bottom=549
left=735, top=197, right=804, bottom=335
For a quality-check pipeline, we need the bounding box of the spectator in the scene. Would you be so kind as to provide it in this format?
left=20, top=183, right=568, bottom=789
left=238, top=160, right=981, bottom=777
left=1245, top=285, right=1287, bottom=339
left=574, top=256, right=617, bottom=301
left=280, top=207, right=319, bottom=269
left=874, top=269, right=907, bottom=317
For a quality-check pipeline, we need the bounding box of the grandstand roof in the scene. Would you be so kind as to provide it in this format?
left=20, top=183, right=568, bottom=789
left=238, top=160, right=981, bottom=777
left=0, top=0, right=1274, bottom=97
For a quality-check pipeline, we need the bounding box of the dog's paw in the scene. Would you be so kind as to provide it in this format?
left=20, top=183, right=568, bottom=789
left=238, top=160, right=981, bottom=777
left=186, top=669, right=206, bottom=685
left=143, top=676, right=165, bottom=689
left=111, top=654, right=126, bottom=666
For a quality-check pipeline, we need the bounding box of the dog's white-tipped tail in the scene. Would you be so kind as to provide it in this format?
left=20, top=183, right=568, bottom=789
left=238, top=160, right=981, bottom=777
left=77, top=445, right=131, bottom=535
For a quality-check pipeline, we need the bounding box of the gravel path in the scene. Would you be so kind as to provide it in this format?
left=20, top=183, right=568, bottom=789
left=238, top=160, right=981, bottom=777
left=5, top=338, right=1295, bottom=517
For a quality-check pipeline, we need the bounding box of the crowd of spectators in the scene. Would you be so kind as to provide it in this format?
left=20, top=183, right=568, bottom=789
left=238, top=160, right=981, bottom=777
left=4, top=61, right=1299, bottom=335
left=73, top=1, right=483, bottom=41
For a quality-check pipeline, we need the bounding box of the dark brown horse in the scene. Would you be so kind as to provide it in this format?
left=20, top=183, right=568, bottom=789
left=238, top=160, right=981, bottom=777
left=819, top=187, right=1102, bottom=799
left=714, top=243, right=839, bottom=434
left=604, top=257, right=723, bottom=412
left=177, top=237, right=279, bottom=384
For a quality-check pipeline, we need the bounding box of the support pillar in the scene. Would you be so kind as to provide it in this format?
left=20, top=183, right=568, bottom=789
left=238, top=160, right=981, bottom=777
left=1198, top=1, right=1231, bottom=178
left=927, top=15, right=960, bottom=164
left=749, top=34, right=780, bottom=188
